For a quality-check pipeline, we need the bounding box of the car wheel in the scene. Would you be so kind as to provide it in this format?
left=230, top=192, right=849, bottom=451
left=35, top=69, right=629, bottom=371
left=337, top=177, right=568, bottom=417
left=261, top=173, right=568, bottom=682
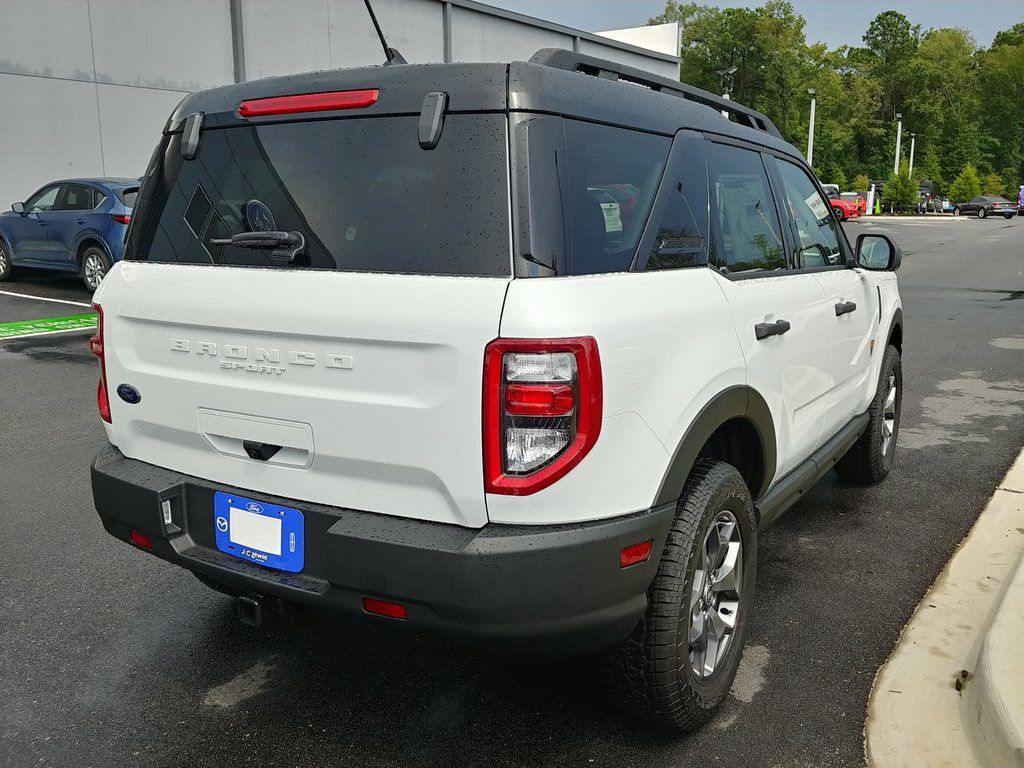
left=953, top=207, right=961, bottom=216
left=835, top=207, right=846, bottom=221
left=978, top=207, right=987, bottom=219
left=603, top=459, right=757, bottom=731
left=81, top=246, right=110, bottom=291
left=835, top=345, right=902, bottom=484
left=0, top=239, right=13, bottom=282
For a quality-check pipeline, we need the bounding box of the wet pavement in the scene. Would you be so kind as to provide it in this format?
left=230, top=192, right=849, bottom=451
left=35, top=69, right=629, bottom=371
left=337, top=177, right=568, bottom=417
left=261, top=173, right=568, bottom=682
left=2, top=216, right=1023, bottom=767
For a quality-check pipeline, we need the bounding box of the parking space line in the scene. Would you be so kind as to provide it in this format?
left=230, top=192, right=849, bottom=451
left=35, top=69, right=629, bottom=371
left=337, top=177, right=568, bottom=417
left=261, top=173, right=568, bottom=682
left=0, top=289, right=93, bottom=308
left=0, top=313, right=97, bottom=340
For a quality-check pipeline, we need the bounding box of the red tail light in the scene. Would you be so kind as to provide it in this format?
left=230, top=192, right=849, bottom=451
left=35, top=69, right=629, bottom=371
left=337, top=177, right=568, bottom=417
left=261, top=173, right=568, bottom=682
left=483, top=337, right=602, bottom=496
left=238, top=89, right=379, bottom=117
left=109, top=213, right=131, bottom=225
left=89, top=303, right=111, bottom=423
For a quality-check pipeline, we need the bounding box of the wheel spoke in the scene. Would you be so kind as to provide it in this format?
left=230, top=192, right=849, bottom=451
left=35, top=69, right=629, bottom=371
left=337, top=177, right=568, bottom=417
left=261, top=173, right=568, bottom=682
left=690, top=568, right=706, bottom=612
left=711, top=543, right=741, bottom=596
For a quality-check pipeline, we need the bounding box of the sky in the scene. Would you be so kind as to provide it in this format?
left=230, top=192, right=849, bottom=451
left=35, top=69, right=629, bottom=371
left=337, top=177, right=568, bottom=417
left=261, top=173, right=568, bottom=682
left=481, top=0, right=1024, bottom=49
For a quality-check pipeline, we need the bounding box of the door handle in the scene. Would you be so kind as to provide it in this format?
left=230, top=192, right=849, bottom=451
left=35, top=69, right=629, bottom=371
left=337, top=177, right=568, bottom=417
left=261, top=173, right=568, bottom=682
left=835, top=301, right=857, bottom=316
left=754, top=319, right=791, bottom=341
left=37, top=220, right=47, bottom=227
left=76, top=218, right=86, bottom=225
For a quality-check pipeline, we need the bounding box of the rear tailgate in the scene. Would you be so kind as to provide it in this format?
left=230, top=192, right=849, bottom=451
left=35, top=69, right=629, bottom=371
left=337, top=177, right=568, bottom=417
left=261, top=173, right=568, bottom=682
left=95, top=264, right=507, bottom=527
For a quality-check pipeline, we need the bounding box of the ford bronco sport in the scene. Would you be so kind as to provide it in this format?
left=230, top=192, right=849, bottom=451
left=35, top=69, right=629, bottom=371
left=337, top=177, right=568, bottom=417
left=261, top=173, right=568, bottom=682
left=90, top=49, right=904, bottom=730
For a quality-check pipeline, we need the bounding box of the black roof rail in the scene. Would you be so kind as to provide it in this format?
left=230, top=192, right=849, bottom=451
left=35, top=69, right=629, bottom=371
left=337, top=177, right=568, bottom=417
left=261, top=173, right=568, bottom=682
left=528, top=48, right=783, bottom=140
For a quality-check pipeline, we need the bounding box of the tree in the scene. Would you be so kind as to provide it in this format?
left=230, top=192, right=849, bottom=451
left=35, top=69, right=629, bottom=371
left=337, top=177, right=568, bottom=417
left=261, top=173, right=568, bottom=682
left=982, top=172, right=1006, bottom=197
left=885, top=161, right=919, bottom=212
left=948, top=164, right=982, bottom=202
left=853, top=174, right=871, bottom=193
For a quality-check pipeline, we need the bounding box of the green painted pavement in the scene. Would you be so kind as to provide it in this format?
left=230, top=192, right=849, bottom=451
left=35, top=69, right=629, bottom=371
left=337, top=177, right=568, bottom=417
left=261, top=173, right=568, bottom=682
left=0, top=313, right=97, bottom=340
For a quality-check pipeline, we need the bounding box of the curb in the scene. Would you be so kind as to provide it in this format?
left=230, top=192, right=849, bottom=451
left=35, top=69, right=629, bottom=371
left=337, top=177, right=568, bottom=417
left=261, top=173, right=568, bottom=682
left=865, top=448, right=1024, bottom=768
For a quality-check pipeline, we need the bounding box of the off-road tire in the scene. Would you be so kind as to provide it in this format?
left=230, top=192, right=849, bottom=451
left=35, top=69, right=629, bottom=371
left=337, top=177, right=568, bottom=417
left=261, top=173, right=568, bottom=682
left=0, top=239, right=13, bottom=281
left=602, top=459, right=757, bottom=731
left=835, top=344, right=902, bottom=484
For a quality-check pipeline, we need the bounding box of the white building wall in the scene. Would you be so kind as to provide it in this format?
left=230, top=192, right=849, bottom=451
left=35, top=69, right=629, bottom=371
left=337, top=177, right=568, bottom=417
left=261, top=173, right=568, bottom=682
left=0, top=0, right=679, bottom=210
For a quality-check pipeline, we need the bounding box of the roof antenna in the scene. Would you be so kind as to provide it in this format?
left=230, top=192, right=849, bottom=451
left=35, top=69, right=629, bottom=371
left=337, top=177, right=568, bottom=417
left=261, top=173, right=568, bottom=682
left=363, top=0, right=407, bottom=66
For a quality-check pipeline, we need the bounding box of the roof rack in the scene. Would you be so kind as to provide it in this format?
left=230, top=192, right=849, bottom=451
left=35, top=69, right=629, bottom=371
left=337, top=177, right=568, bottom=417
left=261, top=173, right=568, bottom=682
left=528, top=48, right=783, bottom=140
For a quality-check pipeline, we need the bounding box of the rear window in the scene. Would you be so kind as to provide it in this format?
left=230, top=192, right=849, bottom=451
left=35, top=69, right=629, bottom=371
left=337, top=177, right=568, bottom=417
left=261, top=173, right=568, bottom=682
left=117, top=187, right=138, bottom=208
left=127, top=115, right=510, bottom=276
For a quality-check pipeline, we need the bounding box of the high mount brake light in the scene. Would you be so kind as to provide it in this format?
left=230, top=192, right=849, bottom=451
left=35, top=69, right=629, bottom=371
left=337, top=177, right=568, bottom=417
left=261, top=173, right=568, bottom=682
left=238, top=89, right=380, bottom=117
left=89, top=303, right=111, bottom=423
left=483, top=338, right=602, bottom=496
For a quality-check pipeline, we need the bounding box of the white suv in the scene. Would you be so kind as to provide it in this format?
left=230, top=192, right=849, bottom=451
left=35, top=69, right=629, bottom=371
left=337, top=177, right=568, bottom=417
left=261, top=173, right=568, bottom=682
left=90, top=50, right=904, bottom=730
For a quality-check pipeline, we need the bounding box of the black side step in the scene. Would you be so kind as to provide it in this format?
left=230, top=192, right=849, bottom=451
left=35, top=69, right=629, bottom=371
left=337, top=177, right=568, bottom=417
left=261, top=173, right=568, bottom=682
left=755, top=412, right=870, bottom=530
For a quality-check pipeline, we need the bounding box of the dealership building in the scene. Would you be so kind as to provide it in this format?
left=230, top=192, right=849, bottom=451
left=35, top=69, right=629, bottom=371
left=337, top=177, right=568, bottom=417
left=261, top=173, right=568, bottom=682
left=0, top=0, right=679, bottom=210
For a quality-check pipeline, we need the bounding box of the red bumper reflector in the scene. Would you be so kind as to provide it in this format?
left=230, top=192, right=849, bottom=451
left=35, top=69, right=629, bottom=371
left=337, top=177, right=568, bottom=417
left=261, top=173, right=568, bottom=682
left=619, top=540, right=653, bottom=568
left=363, top=597, right=407, bottom=620
left=504, top=383, right=575, bottom=416
left=238, top=89, right=379, bottom=117
left=129, top=530, right=154, bottom=550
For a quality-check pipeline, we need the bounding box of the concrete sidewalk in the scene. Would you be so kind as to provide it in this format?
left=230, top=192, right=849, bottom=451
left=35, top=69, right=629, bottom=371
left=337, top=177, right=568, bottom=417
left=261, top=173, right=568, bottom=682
left=865, top=449, right=1024, bottom=767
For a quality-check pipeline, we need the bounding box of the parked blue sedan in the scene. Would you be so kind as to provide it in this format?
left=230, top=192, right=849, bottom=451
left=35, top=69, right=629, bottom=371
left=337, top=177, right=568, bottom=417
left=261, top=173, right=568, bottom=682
left=0, top=177, right=138, bottom=291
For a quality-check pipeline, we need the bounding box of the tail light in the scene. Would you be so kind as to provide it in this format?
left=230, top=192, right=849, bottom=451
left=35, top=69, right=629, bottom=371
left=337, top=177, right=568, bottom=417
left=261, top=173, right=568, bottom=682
left=109, top=213, right=131, bottom=225
left=89, top=303, right=111, bottom=423
left=483, top=337, right=602, bottom=495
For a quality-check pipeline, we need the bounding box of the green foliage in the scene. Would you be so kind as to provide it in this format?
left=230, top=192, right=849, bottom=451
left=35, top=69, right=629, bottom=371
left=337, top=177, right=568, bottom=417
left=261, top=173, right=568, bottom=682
left=885, top=162, right=919, bottom=212
left=649, top=3, right=1024, bottom=188
left=948, top=164, right=982, bottom=202
left=853, top=174, right=871, bottom=193
left=983, top=172, right=1006, bottom=197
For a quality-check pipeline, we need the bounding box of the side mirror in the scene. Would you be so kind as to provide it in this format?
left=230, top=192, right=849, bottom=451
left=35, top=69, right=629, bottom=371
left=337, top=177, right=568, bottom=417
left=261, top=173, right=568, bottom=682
left=11, top=202, right=24, bottom=214
left=856, top=233, right=901, bottom=271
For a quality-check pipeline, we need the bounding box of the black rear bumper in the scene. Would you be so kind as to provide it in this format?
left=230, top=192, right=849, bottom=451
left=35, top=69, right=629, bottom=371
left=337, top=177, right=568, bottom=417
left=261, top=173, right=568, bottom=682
left=91, top=445, right=675, bottom=655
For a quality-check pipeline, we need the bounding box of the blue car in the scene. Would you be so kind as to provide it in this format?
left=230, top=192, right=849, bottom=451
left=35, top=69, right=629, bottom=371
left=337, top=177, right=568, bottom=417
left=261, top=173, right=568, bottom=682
left=0, top=177, right=139, bottom=291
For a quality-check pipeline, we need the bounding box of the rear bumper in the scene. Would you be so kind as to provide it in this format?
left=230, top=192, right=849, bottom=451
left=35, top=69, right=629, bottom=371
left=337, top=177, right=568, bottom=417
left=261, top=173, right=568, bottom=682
left=91, top=444, right=676, bottom=655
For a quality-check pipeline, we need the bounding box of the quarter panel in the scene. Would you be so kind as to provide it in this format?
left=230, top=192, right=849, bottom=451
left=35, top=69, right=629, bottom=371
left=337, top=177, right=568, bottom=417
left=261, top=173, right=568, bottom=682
left=495, top=268, right=745, bottom=523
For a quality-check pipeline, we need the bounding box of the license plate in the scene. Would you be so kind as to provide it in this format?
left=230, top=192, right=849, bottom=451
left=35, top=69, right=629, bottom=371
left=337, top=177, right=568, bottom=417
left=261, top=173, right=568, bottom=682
left=213, top=492, right=304, bottom=573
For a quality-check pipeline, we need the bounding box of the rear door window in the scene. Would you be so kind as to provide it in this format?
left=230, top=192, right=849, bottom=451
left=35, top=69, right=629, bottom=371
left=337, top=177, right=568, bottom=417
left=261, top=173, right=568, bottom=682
left=128, top=115, right=511, bottom=276
left=59, top=184, right=99, bottom=211
left=562, top=120, right=670, bottom=275
left=706, top=142, right=787, bottom=275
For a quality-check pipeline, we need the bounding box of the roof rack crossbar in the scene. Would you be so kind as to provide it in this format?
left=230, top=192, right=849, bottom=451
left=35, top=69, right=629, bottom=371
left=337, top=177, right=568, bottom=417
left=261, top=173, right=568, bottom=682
left=528, top=48, right=783, bottom=140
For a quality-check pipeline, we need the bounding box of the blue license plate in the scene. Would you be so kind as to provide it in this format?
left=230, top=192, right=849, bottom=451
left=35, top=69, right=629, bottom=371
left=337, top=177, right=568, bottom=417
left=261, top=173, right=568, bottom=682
left=213, top=492, right=304, bottom=573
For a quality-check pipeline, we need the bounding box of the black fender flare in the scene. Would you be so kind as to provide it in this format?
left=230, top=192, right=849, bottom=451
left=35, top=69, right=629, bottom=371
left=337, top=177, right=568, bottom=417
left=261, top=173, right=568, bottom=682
left=653, top=385, right=777, bottom=507
left=885, top=307, right=903, bottom=352
left=74, top=234, right=113, bottom=266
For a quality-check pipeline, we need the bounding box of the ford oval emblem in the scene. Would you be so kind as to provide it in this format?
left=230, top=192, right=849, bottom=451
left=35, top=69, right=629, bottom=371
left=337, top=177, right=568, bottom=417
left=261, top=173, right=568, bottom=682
left=245, top=199, right=277, bottom=232
left=116, top=384, right=141, bottom=404
left=246, top=501, right=263, bottom=514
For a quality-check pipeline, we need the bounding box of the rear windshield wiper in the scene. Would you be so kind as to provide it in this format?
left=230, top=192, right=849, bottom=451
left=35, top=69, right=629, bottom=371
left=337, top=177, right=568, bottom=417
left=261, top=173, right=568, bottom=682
left=210, top=230, right=307, bottom=265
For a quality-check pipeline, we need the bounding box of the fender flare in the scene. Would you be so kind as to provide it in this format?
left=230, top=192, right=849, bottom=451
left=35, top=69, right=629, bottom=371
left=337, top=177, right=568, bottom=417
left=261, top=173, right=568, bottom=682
left=653, top=385, right=777, bottom=507
left=73, top=233, right=113, bottom=266
left=885, top=307, right=903, bottom=352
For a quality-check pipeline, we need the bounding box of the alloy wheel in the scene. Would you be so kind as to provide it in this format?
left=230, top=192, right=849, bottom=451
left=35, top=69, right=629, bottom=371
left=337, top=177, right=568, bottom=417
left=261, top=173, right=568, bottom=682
left=84, top=253, right=106, bottom=289
left=881, top=372, right=898, bottom=455
left=688, top=510, right=743, bottom=680
left=0, top=246, right=8, bottom=275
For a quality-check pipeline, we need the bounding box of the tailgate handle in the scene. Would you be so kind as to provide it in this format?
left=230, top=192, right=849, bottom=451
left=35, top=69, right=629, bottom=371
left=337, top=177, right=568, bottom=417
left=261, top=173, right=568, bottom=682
left=242, top=441, right=282, bottom=462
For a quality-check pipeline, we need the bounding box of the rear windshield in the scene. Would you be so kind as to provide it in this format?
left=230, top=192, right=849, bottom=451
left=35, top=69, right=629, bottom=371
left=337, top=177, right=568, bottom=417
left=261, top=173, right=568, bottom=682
left=126, top=115, right=511, bottom=276
left=117, top=187, right=138, bottom=208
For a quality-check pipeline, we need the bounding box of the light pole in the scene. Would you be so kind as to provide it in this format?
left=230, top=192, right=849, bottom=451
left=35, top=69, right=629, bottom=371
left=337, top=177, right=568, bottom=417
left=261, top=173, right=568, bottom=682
left=806, top=88, right=817, bottom=168
left=716, top=65, right=738, bottom=118
left=908, top=133, right=916, bottom=179
left=893, top=112, right=903, bottom=176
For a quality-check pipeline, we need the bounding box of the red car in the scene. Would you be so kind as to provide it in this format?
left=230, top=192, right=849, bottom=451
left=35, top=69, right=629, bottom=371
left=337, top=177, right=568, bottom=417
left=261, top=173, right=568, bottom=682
left=827, top=194, right=862, bottom=221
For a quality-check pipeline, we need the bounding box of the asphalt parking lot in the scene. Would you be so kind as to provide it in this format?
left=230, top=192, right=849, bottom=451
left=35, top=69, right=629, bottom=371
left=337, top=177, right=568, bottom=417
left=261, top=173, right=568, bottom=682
left=2, top=215, right=1023, bottom=768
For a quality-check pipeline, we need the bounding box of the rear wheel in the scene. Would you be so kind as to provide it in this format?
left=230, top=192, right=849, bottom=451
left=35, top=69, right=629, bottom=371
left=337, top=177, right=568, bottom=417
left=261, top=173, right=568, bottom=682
left=978, top=207, right=987, bottom=219
left=953, top=207, right=961, bottom=216
left=0, top=240, right=12, bottom=281
left=603, top=459, right=757, bottom=731
left=834, top=206, right=846, bottom=221
left=835, top=345, right=902, bottom=484
left=81, top=246, right=110, bottom=291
